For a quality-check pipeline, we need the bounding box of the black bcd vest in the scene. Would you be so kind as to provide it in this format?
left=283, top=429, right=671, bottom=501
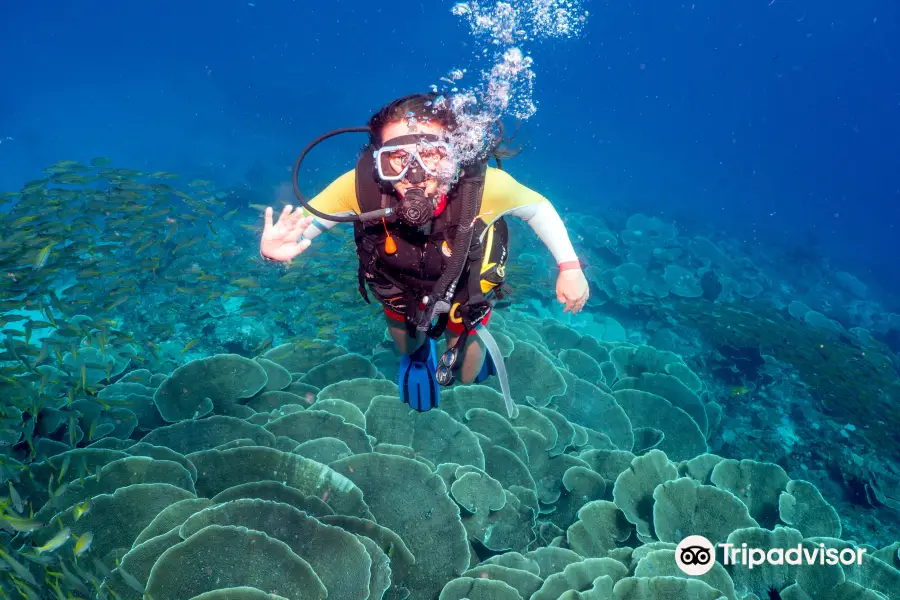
left=352, top=150, right=502, bottom=303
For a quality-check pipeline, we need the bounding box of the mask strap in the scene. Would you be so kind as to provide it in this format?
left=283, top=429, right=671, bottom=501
left=380, top=133, right=444, bottom=146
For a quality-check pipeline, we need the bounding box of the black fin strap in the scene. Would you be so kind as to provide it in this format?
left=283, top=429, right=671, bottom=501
left=357, top=267, right=371, bottom=304
left=428, top=312, right=450, bottom=339
left=356, top=234, right=379, bottom=304
left=404, top=292, right=420, bottom=339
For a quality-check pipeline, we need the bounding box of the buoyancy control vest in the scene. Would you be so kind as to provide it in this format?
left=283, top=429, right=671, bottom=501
left=352, top=149, right=510, bottom=334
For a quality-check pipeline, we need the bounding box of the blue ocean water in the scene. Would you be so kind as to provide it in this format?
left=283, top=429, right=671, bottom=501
left=2, top=0, right=897, bottom=299
left=2, top=1, right=900, bottom=598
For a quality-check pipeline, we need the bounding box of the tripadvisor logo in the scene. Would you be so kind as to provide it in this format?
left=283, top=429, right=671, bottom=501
left=675, top=535, right=868, bottom=576
left=676, top=536, right=717, bottom=575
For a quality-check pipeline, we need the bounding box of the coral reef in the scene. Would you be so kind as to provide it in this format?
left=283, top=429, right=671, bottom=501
left=3, top=311, right=899, bottom=600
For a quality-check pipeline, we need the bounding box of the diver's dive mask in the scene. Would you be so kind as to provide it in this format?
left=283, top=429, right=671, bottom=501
left=373, top=134, right=452, bottom=182
left=374, top=133, right=453, bottom=227
left=290, top=121, right=499, bottom=226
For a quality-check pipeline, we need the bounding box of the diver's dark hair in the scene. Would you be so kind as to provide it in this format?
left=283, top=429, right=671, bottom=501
left=367, top=92, right=522, bottom=162
left=367, top=93, right=457, bottom=147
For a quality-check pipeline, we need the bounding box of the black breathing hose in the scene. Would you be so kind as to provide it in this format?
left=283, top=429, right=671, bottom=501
left=431, top=122, right=503, bottom=302
left=428, top=158, right=487, bottom=303
left=291, top=126, right=390, bottom=223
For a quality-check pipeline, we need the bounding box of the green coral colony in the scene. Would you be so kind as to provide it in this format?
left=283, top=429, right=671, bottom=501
left=0, top=161, right=899, bottom=600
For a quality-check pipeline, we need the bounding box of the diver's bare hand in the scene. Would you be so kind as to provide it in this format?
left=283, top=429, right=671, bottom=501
left=260, top=205, right=314, bottom=262
left=557, top=268, right=590, bottom=314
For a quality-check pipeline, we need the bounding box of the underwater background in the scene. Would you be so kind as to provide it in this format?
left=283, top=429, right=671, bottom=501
left=1, top=1, right=899, bottom=599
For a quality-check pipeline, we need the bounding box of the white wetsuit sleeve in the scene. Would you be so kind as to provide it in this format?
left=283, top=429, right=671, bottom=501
left=295, top=169, right=359, bottom=242
left=300, top=214, right=349, bottom=241
left=480, top=168, right=580, bottom=266
left=507, top=201, right=579, bottom=265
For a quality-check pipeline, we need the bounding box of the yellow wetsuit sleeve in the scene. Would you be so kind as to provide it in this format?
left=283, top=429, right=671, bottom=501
left=480, top=167, right=551, bottom=215
left=480, top=167, right=580, bottom=264
left=299, top=169, right=360, bottom=240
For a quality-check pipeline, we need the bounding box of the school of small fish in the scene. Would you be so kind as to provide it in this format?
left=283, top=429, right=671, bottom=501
left=0, top=157, right=457, bottom=599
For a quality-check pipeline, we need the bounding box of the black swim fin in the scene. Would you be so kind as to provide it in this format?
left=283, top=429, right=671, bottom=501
left=398, top=339, right=440, bottom=411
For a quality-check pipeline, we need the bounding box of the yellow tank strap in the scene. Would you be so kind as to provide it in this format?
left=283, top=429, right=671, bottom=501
left=479, top=223, right=499, bottom=294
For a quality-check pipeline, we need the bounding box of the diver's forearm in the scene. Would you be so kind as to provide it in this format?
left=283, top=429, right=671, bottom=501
left=517, top=201, right=580, bottom=265
left=299, top=213, right=347, bottom=241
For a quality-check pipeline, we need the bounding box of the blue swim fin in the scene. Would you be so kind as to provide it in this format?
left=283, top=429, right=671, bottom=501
left=398, top=339, right=440, bottom=411
left=473, top=350, right=496, bottom=384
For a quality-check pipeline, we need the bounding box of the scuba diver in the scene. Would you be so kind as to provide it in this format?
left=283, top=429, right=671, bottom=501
left=259, top=93, right=588, bottom=416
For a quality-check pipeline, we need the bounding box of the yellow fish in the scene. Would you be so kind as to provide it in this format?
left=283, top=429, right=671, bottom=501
left=35, top=527, right=70, bottom=554
left=58, top=453, right=71, bottom=484
left=252, top=337, right=274, bottom=354
left=0, top=512, right=43, bottom=532
left=8, top=481, right=23, bottom=513
left=74, top=531, right=93, bottom=557
left=182, top=338, right=201, bottom=355
left=116, top=564, right=146, bottom=595
left=730, top=386, right=749, bottom=396
left=232, top=277, right=260, bottom=288
left=73, top=499, right=91, bottom=521
left=33, top=242, right=54, bottom=270
left=164, top=225, right=177, bottom=243
left=0, top=547, right=37, bottom=586
left=47, top=578, right=67, bottom=600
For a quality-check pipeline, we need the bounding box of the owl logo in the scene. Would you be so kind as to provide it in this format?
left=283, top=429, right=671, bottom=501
left=675, top=536, right=716, bottom=576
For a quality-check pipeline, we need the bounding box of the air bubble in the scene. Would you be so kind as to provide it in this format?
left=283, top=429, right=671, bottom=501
left=428, top=0, right=586, bottom=172
left=451, top=2, right=471, bottom=16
